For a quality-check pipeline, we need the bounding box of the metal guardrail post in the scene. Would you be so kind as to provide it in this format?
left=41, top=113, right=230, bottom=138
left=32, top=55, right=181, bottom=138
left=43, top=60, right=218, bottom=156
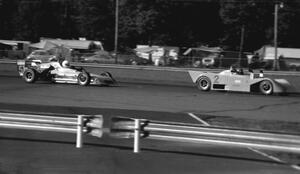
left=0, top=112, right=104, bottom=148
left=76, top=115, right=84, bottom=148
left=133, top=119, right=141, bottom=153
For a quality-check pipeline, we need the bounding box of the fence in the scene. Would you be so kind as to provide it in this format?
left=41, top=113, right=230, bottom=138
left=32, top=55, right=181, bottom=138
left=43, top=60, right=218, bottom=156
left=111, top=117, right=300, bottom=153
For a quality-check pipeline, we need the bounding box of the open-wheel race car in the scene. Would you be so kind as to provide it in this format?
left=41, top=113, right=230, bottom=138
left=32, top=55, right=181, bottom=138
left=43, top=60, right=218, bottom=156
left=189, top=68, right=292, bottom=95
left=16, top=59, right=116, bottom=86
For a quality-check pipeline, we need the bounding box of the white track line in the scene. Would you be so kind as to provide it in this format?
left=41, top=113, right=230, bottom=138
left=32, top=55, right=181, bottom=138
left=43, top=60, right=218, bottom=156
left=248, top=147, right=284, bottom=163
left=291, top=165, right=300, bottom=171
left=187, top=112, right=300, bottom=171
left=187, top=112, right=210, bottom=126
left=248, top=146, right=300, bottom=171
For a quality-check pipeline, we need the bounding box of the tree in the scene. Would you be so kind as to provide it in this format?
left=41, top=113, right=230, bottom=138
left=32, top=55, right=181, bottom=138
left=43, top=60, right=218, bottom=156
left=219, top=0, right=300, bottom=51
left=117, top=0, right=167, bottom=48
left=275, top=0, right=300, bottom=47
left=2, top=0, right=300, bottom=52
left=13, top=0, right=77, bottom=41
left=75, top=0, right=115, bottom=49
left=118, top=0, right=223, bottom=49
left=219, top=0, right=272, bottom=51
left=0, top=0, right=18, bottom=39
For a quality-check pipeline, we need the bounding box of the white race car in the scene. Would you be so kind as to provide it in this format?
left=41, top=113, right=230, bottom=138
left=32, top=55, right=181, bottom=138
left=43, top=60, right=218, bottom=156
left=189, top=68, right=293, bottom=95
left=17, top=59, right=116, bottom=86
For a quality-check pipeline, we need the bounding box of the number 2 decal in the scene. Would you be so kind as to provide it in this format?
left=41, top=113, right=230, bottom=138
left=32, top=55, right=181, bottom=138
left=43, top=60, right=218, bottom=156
left=214, top=75, right=219, bottom=83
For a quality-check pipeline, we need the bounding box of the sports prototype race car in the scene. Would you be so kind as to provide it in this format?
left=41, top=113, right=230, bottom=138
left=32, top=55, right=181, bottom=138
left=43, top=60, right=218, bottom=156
left=189, top=68, right=292, bottom=95
left=16, top=59, right=116, bottom=86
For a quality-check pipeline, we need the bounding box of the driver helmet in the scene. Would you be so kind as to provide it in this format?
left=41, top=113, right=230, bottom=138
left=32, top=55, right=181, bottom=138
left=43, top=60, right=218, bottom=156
left=230, top=65, right=237, bottom=73
left=62, top=60, right=70, bottom=67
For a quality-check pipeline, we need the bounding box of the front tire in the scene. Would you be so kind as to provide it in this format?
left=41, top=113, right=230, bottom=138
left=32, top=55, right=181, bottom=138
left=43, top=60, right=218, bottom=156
left=23, top=69, right=37, bottom=83
left=196, top=76, right=211, bottom=91
left=259, top=80, right=273, bottom=95
left=77, top=72, right=90, bottom=86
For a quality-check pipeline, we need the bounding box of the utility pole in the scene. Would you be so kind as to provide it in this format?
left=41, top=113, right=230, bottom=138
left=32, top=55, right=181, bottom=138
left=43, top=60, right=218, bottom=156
left=114, top=0, right=119, bottom=64
left=273, top=3, right=278, bottom=71
left=238, top=25, right=245, bottom=68
left=273, top=2, right=284, bottom=70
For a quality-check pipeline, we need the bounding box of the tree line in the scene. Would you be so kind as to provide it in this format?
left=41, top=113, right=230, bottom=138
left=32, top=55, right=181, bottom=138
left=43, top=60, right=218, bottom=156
left=0, top=0, right=300, bottom=52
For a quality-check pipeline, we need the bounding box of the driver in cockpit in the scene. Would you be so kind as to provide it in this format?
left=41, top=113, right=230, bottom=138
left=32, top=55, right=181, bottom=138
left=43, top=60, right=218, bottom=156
left=230, top=65, right=238, bottom=74
left=62, top=60, right=70, bottom=68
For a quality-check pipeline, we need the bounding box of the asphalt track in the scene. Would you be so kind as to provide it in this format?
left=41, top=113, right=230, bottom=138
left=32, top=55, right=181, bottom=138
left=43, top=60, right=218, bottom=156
left=1, top=76, right=300, bottom=122
left=0, top=76, right=300, bottom=173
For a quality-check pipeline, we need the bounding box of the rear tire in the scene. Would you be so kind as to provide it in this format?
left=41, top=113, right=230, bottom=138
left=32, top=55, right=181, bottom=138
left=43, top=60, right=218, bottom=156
left=196, top=76, right=211, bottom=91
left=259, top=80, right=273, bottom=95
left=77, top=72, right=90, bottom=86
left=23, top=69, right=37, bottom=83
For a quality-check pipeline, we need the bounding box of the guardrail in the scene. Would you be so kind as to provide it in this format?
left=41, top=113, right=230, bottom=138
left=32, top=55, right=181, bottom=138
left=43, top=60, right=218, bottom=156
left=2, top=113, right=300, bottom=154
left=0, top=112, right=103, bottom=148
left=111, top=117, right=300, bottom=153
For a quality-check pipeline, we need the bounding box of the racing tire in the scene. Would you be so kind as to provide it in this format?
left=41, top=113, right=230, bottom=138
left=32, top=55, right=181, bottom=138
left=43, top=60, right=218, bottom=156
left=77, top=72, right=90, bottom=86
left=196, top=76, right=211, bottom=91
left=23, top=69, right=37, bottom=83
left=259, top=80, right=273, bottom=95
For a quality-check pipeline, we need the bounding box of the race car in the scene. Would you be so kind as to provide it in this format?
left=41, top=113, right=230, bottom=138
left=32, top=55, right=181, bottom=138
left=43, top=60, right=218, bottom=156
left=16, top=59, right=116, bottom=86
left=188, top=68, right=292, bottom=95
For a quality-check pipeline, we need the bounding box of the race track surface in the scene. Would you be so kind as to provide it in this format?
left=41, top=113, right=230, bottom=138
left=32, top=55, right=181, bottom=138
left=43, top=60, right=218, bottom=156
left=0, top=76, right=300, bottom=173
left=1, top=76, right=300, bottom=122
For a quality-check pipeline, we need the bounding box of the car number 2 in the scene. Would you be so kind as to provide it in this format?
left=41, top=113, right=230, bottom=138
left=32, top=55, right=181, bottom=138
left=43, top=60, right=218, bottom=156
left=213, top=75, right=219, bottom=84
